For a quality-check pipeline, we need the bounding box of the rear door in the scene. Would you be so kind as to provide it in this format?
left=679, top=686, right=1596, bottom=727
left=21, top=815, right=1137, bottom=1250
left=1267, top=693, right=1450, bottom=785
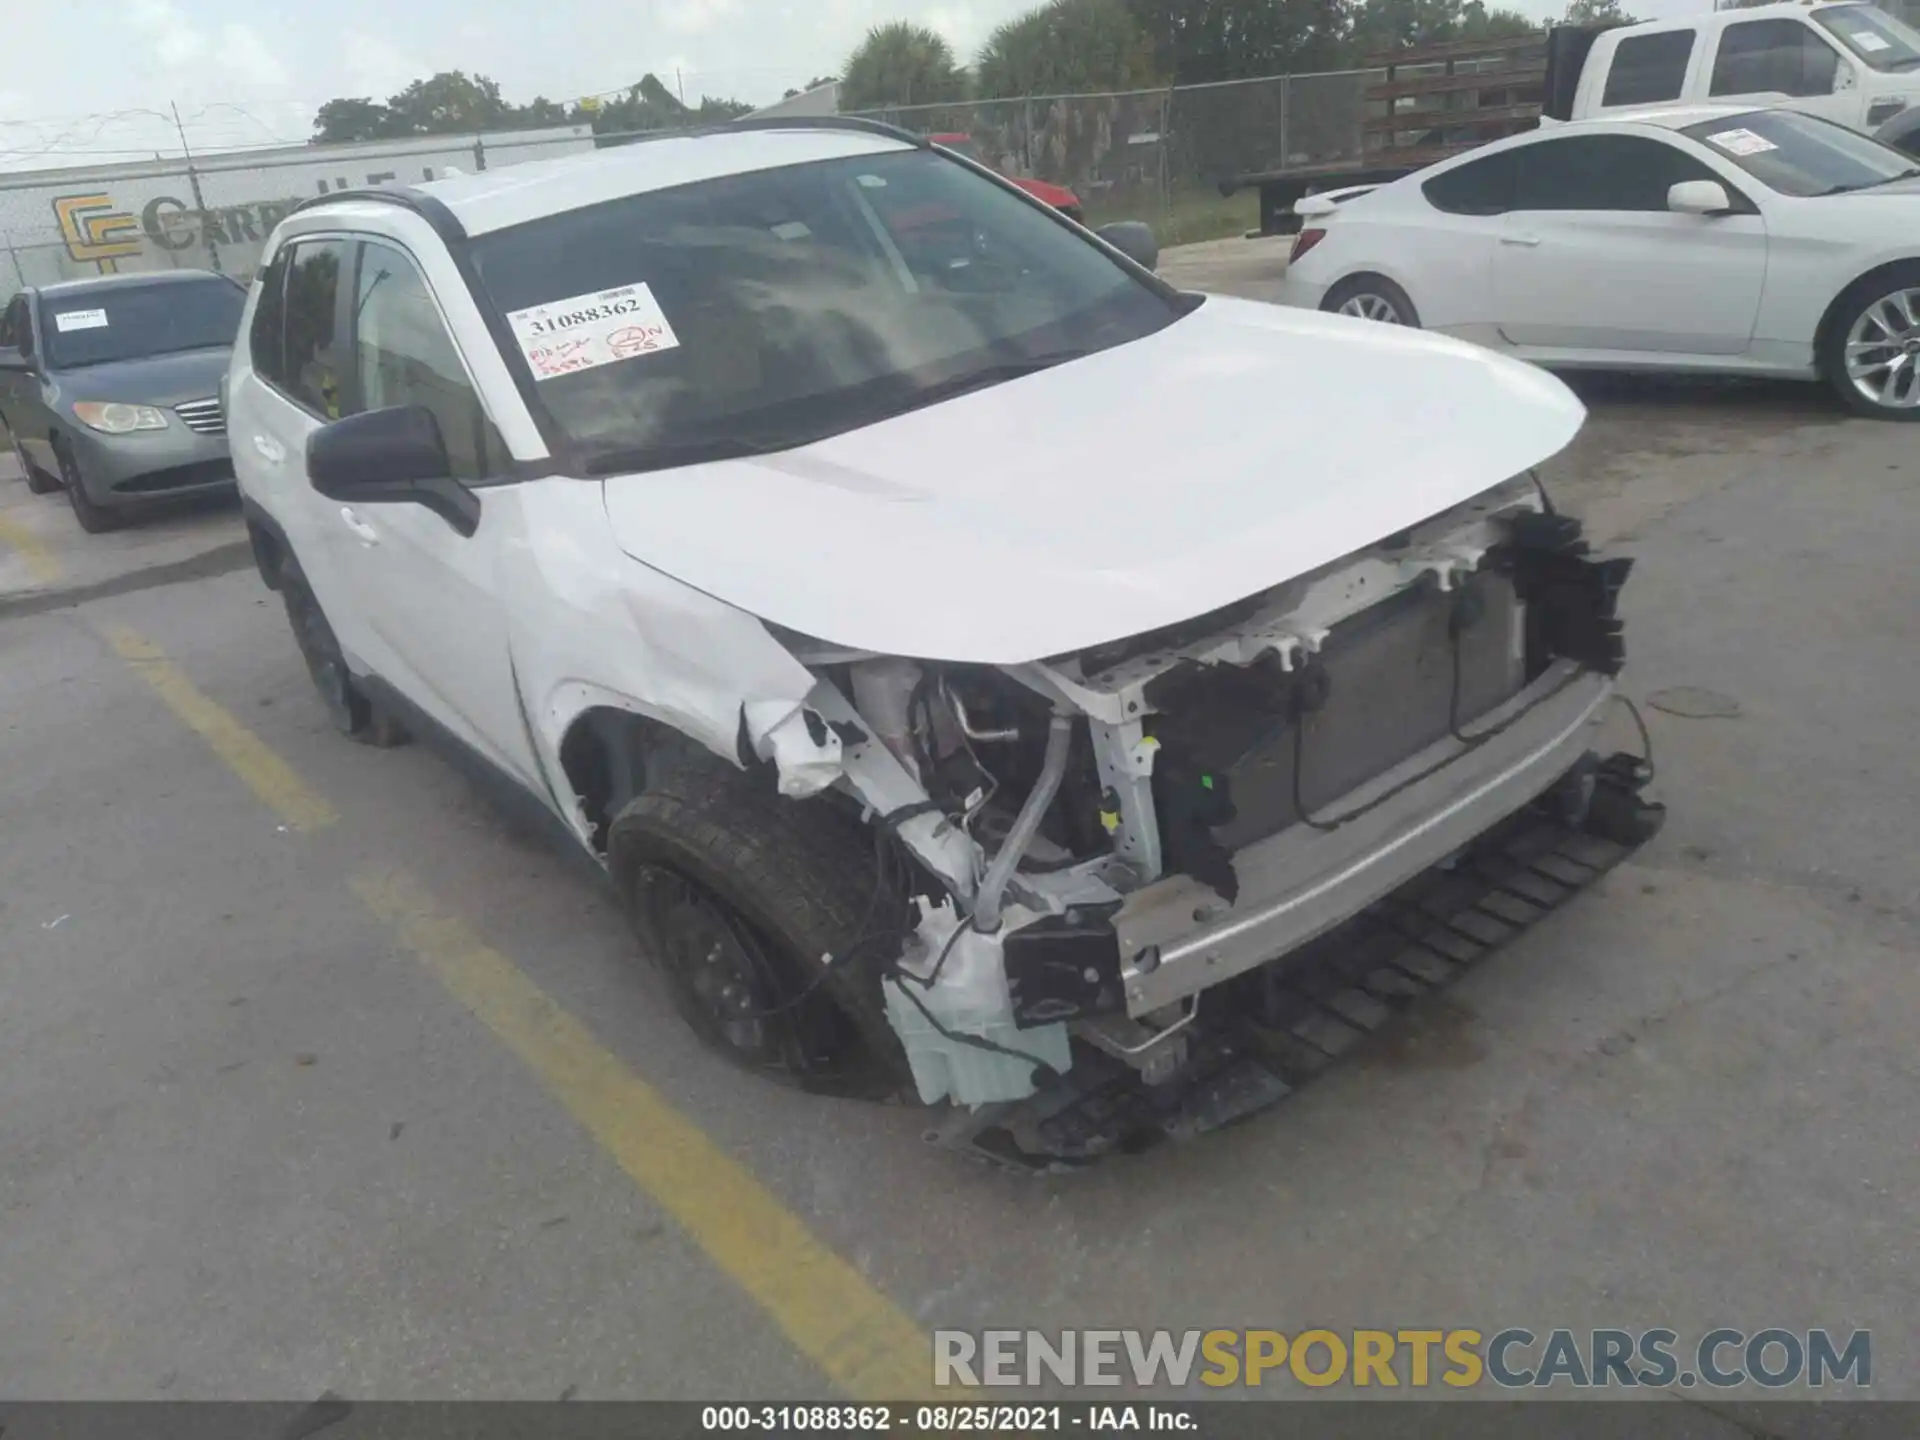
left=1490, top=132, right=1768, bottom=356
left=228, top=237, right=376, bottom=662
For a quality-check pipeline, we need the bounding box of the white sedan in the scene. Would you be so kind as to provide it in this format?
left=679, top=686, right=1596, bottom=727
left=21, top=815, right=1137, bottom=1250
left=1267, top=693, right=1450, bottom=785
left=1279, top=105, right=1920, bottom=419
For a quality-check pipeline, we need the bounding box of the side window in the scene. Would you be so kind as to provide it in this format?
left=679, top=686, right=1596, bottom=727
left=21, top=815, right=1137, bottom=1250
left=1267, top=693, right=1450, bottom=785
left=282, top=239, right=349, bottom=418
left=1710, top=20, right=1840, bottom=98
left=1602, top=30, right=1697, bottom=106
left=248, top=252, right=289, bottom=385
left=0, top=295, right=18, bottom=349
left=1421, top=150, right=1518, bottom=215
left=351, top=240, right=506, bottom=483
left=1514, top=134, right=1722, bottom=212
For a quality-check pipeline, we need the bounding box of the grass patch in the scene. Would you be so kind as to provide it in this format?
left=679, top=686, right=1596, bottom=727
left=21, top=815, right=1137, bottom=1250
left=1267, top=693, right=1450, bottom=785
left=1083, top=186, right=1258, bottom=248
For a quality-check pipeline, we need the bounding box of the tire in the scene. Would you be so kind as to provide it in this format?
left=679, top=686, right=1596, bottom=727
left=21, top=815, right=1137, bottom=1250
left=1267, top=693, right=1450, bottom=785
left=1321, top=274, right=1422, bottom=328
left=276, top=555, right=408, bottom=746
left=608, top=747, right=912, bottom=1101
left=1821, top=263, right=1920, bottom=421
left=1, top=420, right=57, bottom=494
left=55, top=441, right=120, bottom=532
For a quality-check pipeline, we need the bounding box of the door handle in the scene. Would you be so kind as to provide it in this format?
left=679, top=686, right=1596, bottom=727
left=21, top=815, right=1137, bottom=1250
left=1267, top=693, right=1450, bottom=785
left=251, top=434, right=285, bottom=463
left=339, top=507, right=380, bottom=545
left=1499, top=233, right=1542, bottom=247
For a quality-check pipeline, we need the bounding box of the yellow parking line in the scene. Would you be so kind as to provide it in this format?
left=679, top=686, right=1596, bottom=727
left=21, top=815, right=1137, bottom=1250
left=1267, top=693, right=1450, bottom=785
left=354, top=866, right=942, bottom=1403
left=86, top=617, right=940, bottom=1399
left=0, top=510, right=62, bottom=587
left=93, top=622, right=339, bottom=832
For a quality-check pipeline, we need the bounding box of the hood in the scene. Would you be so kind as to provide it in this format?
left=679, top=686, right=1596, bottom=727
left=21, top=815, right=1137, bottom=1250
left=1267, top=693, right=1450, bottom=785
left=600, top=295, right=1585, bottom=665
left=53, top=346, right=232, bottom=405
left=1823, top=177, right=1920, bottom=202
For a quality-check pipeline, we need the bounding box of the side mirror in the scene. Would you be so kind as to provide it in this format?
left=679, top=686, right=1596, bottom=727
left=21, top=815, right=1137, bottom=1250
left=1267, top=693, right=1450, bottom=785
left=0, top=347, right=31, bottom=372
left=1668, top=180, right=1733, bottom=216
left=306, top=404, right=479, bottom=536
left=1096, top=220, right=1160, bottom=273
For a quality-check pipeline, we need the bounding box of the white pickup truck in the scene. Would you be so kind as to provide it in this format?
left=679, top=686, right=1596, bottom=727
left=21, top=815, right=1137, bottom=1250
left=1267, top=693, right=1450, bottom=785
left=1550, top=1, right=1920, bottom=146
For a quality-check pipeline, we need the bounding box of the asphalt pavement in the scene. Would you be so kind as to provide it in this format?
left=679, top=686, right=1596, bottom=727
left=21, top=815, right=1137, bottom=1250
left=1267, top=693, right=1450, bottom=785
left=1, top=247, right=1915, bottom=1420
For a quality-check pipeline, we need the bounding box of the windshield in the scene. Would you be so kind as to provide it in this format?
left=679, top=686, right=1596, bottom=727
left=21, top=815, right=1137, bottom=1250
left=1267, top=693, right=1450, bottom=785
left=468, top=147, right=1176, bottom=471
left=1684, top=108, right=1920, bottom=195
left=1813, top=4, right=1920, bottom=70
left=39, top=279, right=245, bottom=369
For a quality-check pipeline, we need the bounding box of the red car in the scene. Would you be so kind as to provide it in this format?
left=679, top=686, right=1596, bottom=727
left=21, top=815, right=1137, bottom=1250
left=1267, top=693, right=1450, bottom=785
left=929, top=134, right=1085, bottom=224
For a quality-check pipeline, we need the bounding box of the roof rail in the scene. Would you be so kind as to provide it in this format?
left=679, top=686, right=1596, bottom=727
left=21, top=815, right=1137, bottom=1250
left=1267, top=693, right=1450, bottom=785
left=289, top=186, right=470, bottom=239
left=726, top=114, right=927, bottom=146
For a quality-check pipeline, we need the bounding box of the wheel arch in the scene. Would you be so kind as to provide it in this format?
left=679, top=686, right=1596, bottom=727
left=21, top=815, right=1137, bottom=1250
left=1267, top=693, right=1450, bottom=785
left=1319, top=268, right=1423, bottom=325
left=556, top=702, right=705, bottom=855
left=1812, top=257, right=1920, bottom=376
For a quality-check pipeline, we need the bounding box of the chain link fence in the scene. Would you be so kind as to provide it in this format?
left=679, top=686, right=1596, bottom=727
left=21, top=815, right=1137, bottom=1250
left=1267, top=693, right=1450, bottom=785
left=0, top=75, right=1381, bottom=291
left=850, top=69, right=1375, bottom=245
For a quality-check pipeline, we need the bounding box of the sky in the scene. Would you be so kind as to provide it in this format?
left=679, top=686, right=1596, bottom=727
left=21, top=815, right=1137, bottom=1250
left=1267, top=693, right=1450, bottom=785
left=0, top=0, right=1715, bottom=175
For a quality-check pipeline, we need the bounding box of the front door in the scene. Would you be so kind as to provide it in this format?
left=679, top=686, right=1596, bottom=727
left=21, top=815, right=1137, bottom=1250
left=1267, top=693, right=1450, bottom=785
left=1491, top=132, right=1768, bottom=356
left=315, top=236, right=542, bottom=791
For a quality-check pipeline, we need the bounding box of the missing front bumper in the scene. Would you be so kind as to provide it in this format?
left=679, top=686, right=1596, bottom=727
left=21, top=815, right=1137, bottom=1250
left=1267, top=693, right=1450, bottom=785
left=1116, top=662, right=1613, bottom=1017
left=926, top=756, right=1664, bottom=1174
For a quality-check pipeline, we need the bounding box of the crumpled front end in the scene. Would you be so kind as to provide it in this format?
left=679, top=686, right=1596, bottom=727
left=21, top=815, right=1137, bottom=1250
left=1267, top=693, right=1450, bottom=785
left=751, top=475, right=1660, bottom=1165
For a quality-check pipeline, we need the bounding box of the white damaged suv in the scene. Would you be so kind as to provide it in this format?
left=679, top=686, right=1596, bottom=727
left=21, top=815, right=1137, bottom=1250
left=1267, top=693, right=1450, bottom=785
left=229, top=119, right=1663, bottom=1169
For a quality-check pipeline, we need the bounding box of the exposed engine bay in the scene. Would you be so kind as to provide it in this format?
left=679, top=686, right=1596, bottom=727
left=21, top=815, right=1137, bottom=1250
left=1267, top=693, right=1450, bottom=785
left=759, top=475, right=1660, bottom=1165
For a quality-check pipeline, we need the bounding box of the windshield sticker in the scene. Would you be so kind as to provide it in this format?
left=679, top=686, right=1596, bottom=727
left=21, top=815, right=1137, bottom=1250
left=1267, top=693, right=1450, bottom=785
left=1850, top=30, right=1891, bottom=51
left=771, top=220, right=812, bottom=240
left=53, top=308, right=109, bottom=332
left=504, top=283, right=680, bottom=381
left=1706, top=128, right=1777, bottom=157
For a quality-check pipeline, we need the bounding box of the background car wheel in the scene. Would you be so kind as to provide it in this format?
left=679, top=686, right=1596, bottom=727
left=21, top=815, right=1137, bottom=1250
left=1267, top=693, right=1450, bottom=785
left=609, top=748, right=913, bottom=1101
left=1824, top=264, right=1920, bottom=421
left=1, top=420, right=58, bottom=494
left=55, top=442, right=120, bottom=532
left=1322, top=275, right=1421, bottom=328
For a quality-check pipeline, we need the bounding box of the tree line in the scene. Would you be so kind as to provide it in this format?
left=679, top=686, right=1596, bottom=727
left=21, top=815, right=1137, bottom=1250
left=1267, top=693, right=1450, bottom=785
left=840, top=0, right=1634, bottom=111
left=311, top=70, right=753, bottom=145
left=310, top=0, right=1635, bottom=145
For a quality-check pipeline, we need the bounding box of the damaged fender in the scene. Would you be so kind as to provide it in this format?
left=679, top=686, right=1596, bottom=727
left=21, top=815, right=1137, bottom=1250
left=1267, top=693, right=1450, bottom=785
left=500, top=479, right=830, bottom=845
left=501, top=480, right=978, bottom=897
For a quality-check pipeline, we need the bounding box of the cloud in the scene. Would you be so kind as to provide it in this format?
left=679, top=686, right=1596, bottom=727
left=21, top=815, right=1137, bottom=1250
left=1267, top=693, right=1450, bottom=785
left=128, top=0, right=207, bottom=68
left=920, top=4, right=985, bottom=50
left=218, top=25, right=291, bottom=88
left=344, top=32, right=425, bottom=97
left=661, top=0, right=738, bottom=35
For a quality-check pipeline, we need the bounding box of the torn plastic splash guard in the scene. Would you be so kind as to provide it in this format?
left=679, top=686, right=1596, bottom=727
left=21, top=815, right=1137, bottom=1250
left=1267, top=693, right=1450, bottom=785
left=924, top=759, right=1664, bottom=1174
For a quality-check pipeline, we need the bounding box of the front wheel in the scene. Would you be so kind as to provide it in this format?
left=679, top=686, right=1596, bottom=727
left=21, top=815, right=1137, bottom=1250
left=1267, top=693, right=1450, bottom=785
left=1823, top=266, right=1920, bottom=420
left=609, top=750, right=911, bottom=1101
left=1321, top=275, right=1421, bottom=328
left=56, top=442, right=120, bottom=533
